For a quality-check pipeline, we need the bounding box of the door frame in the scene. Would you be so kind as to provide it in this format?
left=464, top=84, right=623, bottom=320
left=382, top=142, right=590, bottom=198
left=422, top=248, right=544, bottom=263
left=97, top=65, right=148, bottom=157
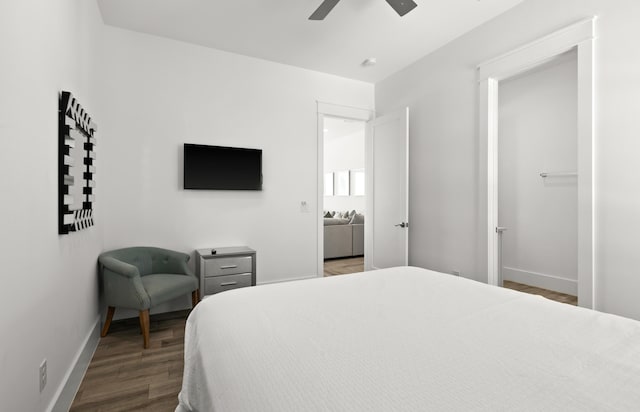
left=477, top=18, right=596, bottom=308
left=316, top=102, right=373, bottom=277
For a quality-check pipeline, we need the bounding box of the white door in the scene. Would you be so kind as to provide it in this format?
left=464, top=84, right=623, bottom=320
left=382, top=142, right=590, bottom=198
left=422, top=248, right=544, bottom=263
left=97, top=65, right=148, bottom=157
left=365, top=108, right=409, bottom=270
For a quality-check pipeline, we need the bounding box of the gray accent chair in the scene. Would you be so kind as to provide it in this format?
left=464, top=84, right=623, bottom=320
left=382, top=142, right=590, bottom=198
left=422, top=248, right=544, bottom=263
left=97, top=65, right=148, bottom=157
left=98, top=247, right=200, bottom=348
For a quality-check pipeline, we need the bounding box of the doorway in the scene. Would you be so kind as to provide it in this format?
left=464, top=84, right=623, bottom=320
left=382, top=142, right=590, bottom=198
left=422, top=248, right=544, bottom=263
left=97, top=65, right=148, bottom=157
left=498, top=50, right=578, bottom=301
left=478, top=18, right=595, bottom=308
left=321, top=116, right=366, bottom=276
left=316, top=103, right=410, bottom=277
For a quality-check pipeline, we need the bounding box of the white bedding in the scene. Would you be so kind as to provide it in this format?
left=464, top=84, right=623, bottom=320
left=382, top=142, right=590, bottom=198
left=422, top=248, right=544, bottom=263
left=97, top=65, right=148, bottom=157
left=176, top=266, right=640, bottom=411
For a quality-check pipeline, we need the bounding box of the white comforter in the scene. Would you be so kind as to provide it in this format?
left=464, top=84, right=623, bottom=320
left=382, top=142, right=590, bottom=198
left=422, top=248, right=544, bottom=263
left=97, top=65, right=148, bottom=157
left=177, top=266, right=640, bottom=411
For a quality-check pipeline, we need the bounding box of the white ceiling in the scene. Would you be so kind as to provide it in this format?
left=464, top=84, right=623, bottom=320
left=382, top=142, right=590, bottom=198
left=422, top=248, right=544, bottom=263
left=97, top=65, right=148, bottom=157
left=97, top=0, right=523, bottom=83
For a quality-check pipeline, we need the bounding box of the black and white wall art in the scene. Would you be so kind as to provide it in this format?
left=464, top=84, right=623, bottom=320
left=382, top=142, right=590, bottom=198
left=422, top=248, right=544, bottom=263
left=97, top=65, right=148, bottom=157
left=58, top=91, right=97, bottom=234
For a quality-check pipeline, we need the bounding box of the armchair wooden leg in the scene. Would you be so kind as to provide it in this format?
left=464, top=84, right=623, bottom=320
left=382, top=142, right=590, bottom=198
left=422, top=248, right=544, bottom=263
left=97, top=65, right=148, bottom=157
left=101, top=306, right=115, bottom=337
left=192, top=289, right=200, bottom=308
left=139, top=309, right=150, bottom=349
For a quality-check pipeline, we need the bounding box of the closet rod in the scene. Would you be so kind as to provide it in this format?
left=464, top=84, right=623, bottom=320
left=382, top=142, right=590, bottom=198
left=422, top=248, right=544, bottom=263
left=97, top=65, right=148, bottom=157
left=539, top=172, right=578, bottom=178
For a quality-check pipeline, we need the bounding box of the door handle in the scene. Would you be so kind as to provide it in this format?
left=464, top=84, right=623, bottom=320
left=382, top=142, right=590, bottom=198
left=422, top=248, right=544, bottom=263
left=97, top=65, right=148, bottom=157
left=395, top=222, right=409, bottom=228
left=496, top=227, right=507, bottom=233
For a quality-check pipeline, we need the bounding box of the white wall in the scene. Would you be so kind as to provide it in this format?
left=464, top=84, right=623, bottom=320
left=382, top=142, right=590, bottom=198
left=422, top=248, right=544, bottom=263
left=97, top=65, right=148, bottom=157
left=97, top=26, right=374, bottom=313
left=499, top=53, right=578, bottom=295
left=375, top=0, right=640, bottom=320
left=324, top=129, right=366, bottom=213
left=0, top=1, right=104, bottom=411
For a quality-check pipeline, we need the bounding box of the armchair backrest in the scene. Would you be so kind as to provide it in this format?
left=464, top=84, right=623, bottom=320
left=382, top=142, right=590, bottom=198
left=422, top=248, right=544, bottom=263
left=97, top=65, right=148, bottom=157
left=100, top=247, right=190, bottom=276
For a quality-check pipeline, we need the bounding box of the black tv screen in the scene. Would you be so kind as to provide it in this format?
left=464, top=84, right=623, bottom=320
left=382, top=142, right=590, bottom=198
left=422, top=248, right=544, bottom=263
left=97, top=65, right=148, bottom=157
left=184, top=144, right=262, bottom=190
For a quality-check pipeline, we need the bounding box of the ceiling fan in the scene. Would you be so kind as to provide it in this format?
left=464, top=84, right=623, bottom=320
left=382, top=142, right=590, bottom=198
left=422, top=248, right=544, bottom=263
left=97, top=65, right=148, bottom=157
left=309, top=0, right=418, bottom=20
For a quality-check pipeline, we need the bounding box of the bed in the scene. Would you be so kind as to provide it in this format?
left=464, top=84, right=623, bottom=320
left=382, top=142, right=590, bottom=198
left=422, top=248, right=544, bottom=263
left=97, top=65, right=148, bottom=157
left=176, top=266, right=640, bottom=411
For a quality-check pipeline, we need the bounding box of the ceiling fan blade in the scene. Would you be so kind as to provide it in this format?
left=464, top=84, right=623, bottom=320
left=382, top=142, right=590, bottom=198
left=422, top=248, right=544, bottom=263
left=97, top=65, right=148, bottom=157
left=385, top=0, right=418, bottom=17
left=309, top=0, right=341, bottom=20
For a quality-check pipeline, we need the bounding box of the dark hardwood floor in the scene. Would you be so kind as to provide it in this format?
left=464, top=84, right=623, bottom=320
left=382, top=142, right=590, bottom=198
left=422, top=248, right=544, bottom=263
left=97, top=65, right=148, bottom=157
left=70, top=310, right=188, bottom=411
left=71, top=271, right=576, bottom=410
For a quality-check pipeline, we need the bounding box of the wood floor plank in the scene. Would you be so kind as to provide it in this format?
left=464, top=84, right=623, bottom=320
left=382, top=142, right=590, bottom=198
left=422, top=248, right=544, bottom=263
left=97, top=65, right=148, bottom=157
left=116, top=363, right=169, bottom=380
left=503, top=280, right=578, bottom=306
left=148, top=378, right=183, bottom=400
left=140, top=394, right=181, bottom=412
left=96, top=391, right=174, bottom=412
left=324, top=256, right=364, bottom=276
left=71, top=381, right=150, bottom=409
left=80, top=360, right=127, bottom=380
left=88, top=352, right=142, bottom=367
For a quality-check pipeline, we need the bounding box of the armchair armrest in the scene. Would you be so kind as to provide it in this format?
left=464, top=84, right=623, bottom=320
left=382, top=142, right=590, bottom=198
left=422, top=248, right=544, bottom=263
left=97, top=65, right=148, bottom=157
left=99, top=256, right=140, bottom=278
left=99, top=255, right=150, bottom=309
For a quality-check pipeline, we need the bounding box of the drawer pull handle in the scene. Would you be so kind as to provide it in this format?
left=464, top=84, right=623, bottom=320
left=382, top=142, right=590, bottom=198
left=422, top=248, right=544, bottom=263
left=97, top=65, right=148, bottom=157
left=220, top=265, right=238, bottom=269
left=220, top=281, right=238, bottom=286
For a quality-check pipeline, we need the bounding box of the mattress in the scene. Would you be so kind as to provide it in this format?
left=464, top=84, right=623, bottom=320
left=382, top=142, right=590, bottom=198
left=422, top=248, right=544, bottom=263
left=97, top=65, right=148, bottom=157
left=176, top=266, right=640, bottom=411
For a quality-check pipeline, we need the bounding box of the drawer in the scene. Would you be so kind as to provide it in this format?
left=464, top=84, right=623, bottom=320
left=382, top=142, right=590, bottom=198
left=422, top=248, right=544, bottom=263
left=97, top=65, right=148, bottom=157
left=204, top=273, right=252, bottom=295
left=204, top=256, right=252, bottom=276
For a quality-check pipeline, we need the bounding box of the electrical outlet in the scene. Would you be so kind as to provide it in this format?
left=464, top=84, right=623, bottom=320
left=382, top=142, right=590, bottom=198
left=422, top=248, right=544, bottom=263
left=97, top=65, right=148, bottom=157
left=39, top=359, right=47, bottom=393
left=452, top=270, right=460, bottom=277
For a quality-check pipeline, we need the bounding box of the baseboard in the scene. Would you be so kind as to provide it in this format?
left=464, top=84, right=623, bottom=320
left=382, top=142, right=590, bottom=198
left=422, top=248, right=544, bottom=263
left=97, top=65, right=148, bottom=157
left=49, top=316, right=101, bottom=412
left=502, top=266, right=577, bottom=296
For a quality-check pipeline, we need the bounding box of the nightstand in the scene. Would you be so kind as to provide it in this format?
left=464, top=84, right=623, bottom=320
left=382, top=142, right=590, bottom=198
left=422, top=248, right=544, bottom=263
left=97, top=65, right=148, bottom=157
left=195, top=246, right=256, bottom=298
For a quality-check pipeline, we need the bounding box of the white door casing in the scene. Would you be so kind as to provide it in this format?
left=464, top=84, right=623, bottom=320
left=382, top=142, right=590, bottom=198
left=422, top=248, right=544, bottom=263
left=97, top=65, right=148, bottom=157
left=365, top=107, right=409, bottom=270
left=478, top=18, right=595, bottom=308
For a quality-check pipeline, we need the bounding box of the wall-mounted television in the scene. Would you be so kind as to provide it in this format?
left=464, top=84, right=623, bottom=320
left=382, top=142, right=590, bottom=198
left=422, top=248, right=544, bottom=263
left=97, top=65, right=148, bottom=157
left=184, top=144, right=262, bottom=190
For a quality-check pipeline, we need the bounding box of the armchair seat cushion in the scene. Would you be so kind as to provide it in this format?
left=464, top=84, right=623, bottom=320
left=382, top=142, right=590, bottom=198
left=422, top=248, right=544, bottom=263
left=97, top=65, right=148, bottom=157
left=141, top=274, right=198, bottom=307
